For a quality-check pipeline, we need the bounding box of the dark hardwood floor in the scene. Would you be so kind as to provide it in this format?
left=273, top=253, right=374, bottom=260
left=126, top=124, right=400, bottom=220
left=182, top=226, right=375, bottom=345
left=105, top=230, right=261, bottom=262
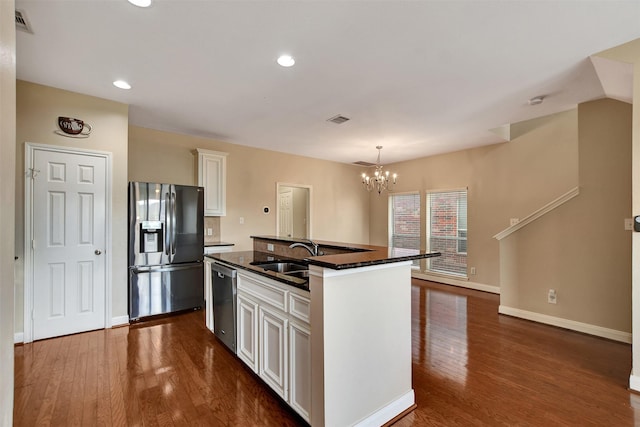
left=14, top=279, right=637, bottom=426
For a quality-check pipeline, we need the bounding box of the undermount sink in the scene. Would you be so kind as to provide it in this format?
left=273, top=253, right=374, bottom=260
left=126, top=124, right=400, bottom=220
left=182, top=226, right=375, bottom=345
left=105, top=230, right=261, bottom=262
left=284, top=270, right=309, bottom=279
left=255, top=261, right=308, bottom=274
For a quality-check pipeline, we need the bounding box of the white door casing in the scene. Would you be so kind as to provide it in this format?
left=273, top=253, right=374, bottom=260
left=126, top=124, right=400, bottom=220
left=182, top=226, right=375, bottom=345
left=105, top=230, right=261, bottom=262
left=276, top=183, right=312, bottom=240
left=24, top=143, right=112, bottom=343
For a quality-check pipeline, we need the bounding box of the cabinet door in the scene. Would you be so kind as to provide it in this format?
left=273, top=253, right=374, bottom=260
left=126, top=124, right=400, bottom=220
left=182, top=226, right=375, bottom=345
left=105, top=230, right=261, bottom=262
left=259, top=305, right=289, bottom=400
left=289, top=321, right=311, bottom=422
left=197, top=150, right=227, bottom=216
left=237, top=293, right=258, bottom=372
left=204, top=258, right=213, bottom=332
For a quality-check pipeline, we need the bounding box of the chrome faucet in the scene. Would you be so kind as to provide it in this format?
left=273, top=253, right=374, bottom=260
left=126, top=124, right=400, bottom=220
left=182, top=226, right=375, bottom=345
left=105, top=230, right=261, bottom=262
left=289, top=239, right=320, bottom=256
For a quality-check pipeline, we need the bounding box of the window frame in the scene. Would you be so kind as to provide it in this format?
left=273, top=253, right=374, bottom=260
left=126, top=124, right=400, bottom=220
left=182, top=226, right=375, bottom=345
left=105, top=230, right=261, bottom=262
left=425, top=188, right=468, bottom=278
left=388, top=191, right=421, bottom=269
left=456, top=196, right=467, bottom=255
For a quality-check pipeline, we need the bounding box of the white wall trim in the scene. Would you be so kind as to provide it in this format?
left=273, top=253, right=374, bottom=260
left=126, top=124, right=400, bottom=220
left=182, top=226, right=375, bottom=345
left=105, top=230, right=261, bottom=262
left=353, top=390, right=415, bottom=427
left=630, top=374, right=640, bottom=392
left=499, top=305, right=631, bottom=343
left=14, top=333, right=23, bottom=344
left=413, top=271, right=500, bottom=294
left=493, top=186, right=580, bottom=240
left=111, top=316, right=129, bottom=327
left=24, top=143, right=113, bottom=343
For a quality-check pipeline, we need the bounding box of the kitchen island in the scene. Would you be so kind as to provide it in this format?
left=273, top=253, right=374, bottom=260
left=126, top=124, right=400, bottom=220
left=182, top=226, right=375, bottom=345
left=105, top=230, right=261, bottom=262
left=208, top=236, right=440, bottom=426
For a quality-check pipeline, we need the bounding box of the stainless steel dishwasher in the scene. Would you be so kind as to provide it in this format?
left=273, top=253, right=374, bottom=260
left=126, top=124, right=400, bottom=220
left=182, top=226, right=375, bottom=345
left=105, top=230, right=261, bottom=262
left=211, top=261, right=237, bottom=353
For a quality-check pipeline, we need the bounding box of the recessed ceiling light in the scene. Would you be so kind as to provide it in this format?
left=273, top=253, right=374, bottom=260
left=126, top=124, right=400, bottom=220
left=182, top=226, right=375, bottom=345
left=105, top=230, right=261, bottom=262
left=277, top=55, right=295, bottom=67
left=113, top=80, right=132, bottom=90
left=128, top=0, right=152, bottom=7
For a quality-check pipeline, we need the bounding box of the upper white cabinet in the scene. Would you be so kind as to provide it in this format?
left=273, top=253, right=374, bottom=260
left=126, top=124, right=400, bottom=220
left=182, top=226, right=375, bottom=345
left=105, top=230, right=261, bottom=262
left=197, top=148, right=227, bottom=216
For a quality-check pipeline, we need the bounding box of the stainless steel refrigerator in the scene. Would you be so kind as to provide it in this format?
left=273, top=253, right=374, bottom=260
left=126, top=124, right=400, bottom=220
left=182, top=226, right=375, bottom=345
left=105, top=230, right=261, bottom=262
left=128, top=182, right=204, bottom=321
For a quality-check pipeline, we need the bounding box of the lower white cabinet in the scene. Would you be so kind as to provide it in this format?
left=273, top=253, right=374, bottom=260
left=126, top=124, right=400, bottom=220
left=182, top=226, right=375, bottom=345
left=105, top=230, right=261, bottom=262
left=236, top=270, right=311, bottom=423
left=259, top=305, right=289, bottom=399
left=237, top=294, right=258, bottom=373
left=289, top=321, right=311, bottom=421
left=204, top=257, right=214, bottom=332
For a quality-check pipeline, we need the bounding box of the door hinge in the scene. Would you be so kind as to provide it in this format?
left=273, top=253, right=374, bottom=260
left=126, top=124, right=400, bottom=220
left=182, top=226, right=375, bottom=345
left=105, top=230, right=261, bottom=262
left=31, top=239, right=35, bottom=249
left=28, top=168, right=40, bottom=179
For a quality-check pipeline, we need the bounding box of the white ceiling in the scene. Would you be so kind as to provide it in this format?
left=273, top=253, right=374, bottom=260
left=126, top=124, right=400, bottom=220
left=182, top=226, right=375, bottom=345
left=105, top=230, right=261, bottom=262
left=14, top=0, right=640, bottom=165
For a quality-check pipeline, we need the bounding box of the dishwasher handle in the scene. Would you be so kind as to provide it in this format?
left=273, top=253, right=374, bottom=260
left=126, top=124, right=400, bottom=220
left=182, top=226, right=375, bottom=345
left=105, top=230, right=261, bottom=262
left=211, top=262, right=237, bottom=279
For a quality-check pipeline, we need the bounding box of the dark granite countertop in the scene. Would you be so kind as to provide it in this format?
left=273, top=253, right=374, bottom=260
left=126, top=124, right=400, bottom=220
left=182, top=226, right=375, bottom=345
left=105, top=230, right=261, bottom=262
left=251, top=235, right=441, bottom=270
left=206, top=251, right=310, bottom=291
left=204, top=241, right=235, bottom=247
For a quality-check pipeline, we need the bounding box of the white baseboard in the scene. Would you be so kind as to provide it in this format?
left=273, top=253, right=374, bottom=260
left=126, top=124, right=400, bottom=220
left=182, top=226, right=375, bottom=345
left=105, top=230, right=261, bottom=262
left=630, top=374, right=640, bottom=392
left=111, top=315, right=129, bottom=327
left=499, top=305, right=632, bottom=343
left=413, top=271, right=500, bottom=294
left=14, top=317, right=128, bottom=344
left=353, top=390, right=415, bottom=427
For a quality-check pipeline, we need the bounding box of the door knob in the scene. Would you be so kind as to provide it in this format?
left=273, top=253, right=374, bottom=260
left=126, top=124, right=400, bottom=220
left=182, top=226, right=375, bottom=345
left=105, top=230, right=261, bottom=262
left=95, top=250, right=102, bottom=255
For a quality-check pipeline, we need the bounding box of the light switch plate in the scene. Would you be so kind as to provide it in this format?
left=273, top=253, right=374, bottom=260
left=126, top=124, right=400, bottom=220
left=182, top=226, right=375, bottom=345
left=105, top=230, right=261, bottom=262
left=625, top=218, right=633, bottom=231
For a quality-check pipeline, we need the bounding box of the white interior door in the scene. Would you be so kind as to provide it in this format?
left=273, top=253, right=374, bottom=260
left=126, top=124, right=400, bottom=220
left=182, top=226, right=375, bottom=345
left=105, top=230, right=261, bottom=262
left=279, top=190, right=293, bottom=238
left=29, top=147, right=107, bottom=340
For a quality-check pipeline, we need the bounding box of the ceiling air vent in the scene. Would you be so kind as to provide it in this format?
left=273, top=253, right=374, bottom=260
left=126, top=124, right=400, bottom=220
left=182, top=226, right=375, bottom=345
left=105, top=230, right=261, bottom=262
left=353, top=161, right=375, bottom=166
left=327, top=114, right=350, bottom=124
left=15, top=9, right=33, bottom=34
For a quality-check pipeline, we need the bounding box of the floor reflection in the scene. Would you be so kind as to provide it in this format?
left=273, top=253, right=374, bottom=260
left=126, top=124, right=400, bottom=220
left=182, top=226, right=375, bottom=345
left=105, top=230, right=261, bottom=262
left=630, top=393, right=640, bottom=425
left=413, top=286, right=468, bottom=387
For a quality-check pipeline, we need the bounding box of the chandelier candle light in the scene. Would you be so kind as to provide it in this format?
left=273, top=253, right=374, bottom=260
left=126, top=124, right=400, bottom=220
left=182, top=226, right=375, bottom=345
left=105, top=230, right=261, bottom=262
left=362, top=146, right=397, bottom=194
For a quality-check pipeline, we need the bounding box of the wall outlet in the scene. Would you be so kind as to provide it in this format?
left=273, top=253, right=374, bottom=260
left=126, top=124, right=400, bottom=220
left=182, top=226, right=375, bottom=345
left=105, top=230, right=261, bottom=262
left=267, top=243, right=274, bottom=252
left=206, top=228, right=213, bottom=236
left=510, top=218, right=520, bottom=226
left=239, top=216, right=244, bottom=224
left=548, top=289, right=557, bottom=304
left=625, top=218, right=633, bottom=231
left=470, top=267, right=476, bottom=275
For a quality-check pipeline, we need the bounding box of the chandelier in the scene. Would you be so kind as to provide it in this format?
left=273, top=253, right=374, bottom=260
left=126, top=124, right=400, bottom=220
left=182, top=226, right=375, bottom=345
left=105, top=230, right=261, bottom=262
left=361, top=146, right=397, bottom=194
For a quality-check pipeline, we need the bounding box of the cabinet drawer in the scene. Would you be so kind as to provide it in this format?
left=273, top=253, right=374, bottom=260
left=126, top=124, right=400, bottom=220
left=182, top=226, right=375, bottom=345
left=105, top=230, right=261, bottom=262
left=238, top=272, right=288, bottom=312
left=289, top=293, right=310, bottom=324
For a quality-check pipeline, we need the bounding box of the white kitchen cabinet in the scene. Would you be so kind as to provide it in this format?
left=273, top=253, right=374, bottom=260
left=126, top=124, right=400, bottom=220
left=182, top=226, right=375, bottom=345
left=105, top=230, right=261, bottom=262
left=204, top=245, right=234, bottom=254
left=236, top=270, right=311, bottom=423
left=197, top=148, right=227, bottom=216
left=237, top=293, right=258, bottom=373
left=289, top=320, right=311, bottom=421
left=259, top=305, right=289, bottom=400
left=204, top=257, right=213, bottom=332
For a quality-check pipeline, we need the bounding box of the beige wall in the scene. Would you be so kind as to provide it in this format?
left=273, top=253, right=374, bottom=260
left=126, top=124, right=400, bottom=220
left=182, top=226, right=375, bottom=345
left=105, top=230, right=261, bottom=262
left=0, top=0, right=16, bottom=424
left=500, top=98, right=632, bottom=332
left=15, top=81, right=129, bottom=333
left=369, top=109, right=579, bottom=287
left=128, top=126, right=370, bottom=250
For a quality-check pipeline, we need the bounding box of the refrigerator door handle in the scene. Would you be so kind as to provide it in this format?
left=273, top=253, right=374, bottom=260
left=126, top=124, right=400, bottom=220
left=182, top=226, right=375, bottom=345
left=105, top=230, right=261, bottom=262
left=164, top=193, right=171, bottom=256
left=171, top=189, right=177, bottom=257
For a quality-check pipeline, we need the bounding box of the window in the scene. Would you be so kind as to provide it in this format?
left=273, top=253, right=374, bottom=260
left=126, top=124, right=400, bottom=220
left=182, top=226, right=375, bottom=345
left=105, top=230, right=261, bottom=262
left=426, top=189, right=467, bottom=277
left=389, top=193, right=421, bottom=267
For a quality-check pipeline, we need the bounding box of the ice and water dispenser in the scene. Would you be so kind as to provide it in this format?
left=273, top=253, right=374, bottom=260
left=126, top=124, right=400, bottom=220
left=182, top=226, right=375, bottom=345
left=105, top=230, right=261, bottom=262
left=140, top=220, right=163, bottom=253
